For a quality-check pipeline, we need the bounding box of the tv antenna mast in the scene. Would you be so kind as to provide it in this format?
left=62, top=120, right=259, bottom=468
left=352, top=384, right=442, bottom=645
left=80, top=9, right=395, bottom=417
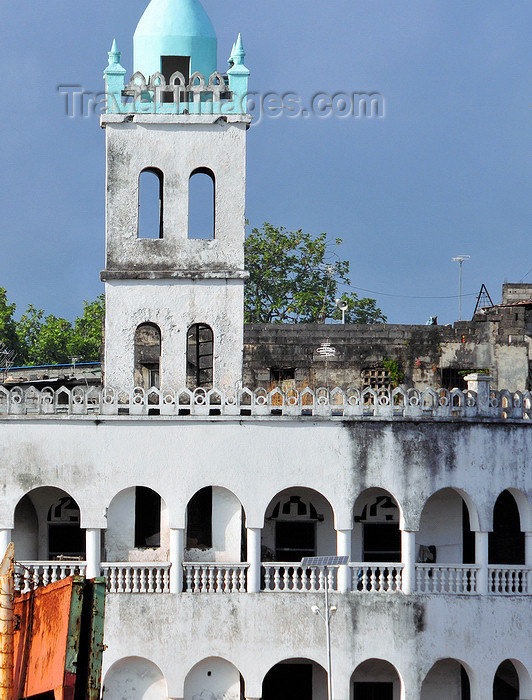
left=452, top=255, right=470, bottom=320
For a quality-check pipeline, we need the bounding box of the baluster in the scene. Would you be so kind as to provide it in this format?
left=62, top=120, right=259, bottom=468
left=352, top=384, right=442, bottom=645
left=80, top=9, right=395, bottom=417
left=370, top=568, right=377, bottom=593
left=273, top=566, right=281, bottom=592
left=200, top=566, right=208, bottom=593
left=208, top=566, right=215, bottom=593
left=33, top=568, right=40, bottom=590
left=239, top=568, right=246, bottom=592
left=328, top=568, right=334, bottom=592
left=361, top=567, right=368, bottom=592
left=124, top=566, right=132, bottom=593
left=283, top=566, right=291, bottom=591
left=318, top=568, right=326, bottom=592
left=263, top=566, right=271, bottom=591
left=164, top=567, right=170, bottom=593
left=194, top=566, right=202, bottom=593
left=424, top=567, right=431, bottom=593
left=185, top=565, right=193, bottom=593
left=397, top=568, right=402, bottom=592
left=310, top=568, right=317, bottom=592
left=23, top=570, right=30, bottom=594
left=217, top=567, right=224, bottom=593
left=139, top=567, right=147, bottom=593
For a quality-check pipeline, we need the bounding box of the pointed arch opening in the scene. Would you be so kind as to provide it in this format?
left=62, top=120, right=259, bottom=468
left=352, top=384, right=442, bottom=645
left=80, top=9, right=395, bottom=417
left=188, top=167, right=215, bottom=239
left=186, top=323, right=213, bottom=389
left=138, top=168, right=163, bottom=239
left=134, top=323, right=161, bottom=390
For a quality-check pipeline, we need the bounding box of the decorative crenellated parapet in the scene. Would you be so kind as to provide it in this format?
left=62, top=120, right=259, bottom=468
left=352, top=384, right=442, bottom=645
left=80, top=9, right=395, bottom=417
left=0, top=383, right=531, bottom=420
left=103, top=35, right=249, bottom=116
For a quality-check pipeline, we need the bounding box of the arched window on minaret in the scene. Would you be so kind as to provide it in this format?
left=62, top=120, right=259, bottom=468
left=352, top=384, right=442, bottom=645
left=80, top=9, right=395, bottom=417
left=138, top=168, right=164, bottom=239
left=187, top=323, right=214, bottom=389
left=134, top=323, right=161, bottom=389
left=188, top=168, right=215, bottom=239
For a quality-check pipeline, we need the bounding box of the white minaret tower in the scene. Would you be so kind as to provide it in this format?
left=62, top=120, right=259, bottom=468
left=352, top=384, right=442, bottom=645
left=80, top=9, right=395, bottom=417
left=101, top=0, right=250, bottom=393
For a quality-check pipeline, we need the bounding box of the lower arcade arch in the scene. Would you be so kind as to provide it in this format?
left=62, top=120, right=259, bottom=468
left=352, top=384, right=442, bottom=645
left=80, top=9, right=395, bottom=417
left=494, top=658, right=532, bottom=700
left=184, top=657, right=244, bottom=700
left=262, top=658, right=327, bottom=700
left=421, top=659, right=472, bottom=700
left=351, top=659, right=402, bottom=700
left=102, top=656, right=167, bottom=699
left=14, top=487, right=85, bottom=560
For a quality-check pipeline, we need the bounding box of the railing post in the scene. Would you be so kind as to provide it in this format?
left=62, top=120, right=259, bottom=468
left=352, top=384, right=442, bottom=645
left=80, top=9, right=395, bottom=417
left=475, top=531, right=489, bottom=595
left=170, top=528, right=184, bottom=594
left=526, top=532, right=532, bottom=567
left=85, top=528, right=101, bottom=579
left=247, top=527, right=261, bottom=593
left=465, top=373, right=493, bottom=415
left=401, top=531, right=416, bottom=594
left=336, top=529, right=351, bottom=593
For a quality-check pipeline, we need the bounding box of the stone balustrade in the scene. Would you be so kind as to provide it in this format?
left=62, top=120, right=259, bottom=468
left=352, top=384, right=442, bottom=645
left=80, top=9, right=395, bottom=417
left=415, top=564, right=479, bottom=594
left=262, top=564, right=337, bottom=592
left=15, top=561, right=87, bottom=593
left=1, top=382, right=530, bottom=420
left=350, top=563, right=403, bottom=593
left=183, top=563, right=248, bottom=593
left=102, top=563, right=170, bottom=593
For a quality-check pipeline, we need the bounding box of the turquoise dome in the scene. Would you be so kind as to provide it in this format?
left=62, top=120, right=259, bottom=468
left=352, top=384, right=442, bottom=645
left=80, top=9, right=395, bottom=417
left=134, top=0, right=217, bottom=80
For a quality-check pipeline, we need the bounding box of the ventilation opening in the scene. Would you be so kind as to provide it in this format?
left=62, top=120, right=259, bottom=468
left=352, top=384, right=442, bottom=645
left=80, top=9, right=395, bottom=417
left=187, top=487, right=212, bottom=549
left=188, top=168, right=215, bottom=239
left=138, top=168, right=163, bottom=239
left=134, top=487, right=161, bottom=549
left=187, top=323, right=213, bottom=389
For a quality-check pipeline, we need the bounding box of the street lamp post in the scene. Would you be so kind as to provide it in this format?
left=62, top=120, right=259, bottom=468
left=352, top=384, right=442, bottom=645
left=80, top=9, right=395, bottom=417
left=452, top=255, right=470, bottom=321
left=301, top=555, right=348, bottom=700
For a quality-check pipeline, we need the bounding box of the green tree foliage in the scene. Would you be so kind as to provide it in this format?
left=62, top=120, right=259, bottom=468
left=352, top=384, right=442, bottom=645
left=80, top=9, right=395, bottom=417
left=0, top=288, right=20, bottom=356
left=0, top=289, right=105, bottom=367
left=244, top=223, right=386, bottom=324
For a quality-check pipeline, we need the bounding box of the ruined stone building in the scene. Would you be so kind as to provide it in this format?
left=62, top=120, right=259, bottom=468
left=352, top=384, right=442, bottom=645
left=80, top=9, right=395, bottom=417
left=1, top=1, right=531, bottom=699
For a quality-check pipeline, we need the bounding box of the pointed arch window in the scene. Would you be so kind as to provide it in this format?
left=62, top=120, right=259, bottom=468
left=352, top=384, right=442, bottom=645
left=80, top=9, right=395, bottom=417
left=138, top=168, right=164, bottom=239
left=134, top=323, right=161, bottom=389
left=188, top=168, right=215, bottom=239
left=187, top=323, right=213, bottom=389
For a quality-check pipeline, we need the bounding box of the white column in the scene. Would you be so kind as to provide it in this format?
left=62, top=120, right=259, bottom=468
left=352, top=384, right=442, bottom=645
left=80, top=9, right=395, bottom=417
left=247, top=527, right=261, bottom=593
left=475, top=531, right=489, bottom=595
left=0, top=530, right=12, bottom=559
left=170, top=528, right=184, bottom=594
left=336, top=529, right=351, bottom=593
left=526, top=532, right=532, bottom=567
left=85, top=528, right=101, bottom=579
left=401, top=530, right=416, bottom=594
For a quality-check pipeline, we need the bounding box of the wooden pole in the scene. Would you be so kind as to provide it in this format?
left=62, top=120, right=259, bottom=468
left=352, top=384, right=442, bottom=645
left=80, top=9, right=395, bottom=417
left=0, top=543, right=14, bottom=700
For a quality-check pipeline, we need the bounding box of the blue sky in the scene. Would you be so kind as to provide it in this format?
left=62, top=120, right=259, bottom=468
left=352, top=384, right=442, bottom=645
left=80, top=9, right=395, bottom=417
left=1, top=0, right=531, bottom=324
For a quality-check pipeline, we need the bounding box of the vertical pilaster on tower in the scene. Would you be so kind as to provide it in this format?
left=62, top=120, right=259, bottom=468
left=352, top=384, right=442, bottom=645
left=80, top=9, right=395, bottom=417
left=103, top=39, right=126, bottom=114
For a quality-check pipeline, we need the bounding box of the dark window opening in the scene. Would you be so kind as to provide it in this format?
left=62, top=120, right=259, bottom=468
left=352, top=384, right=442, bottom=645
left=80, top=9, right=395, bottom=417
left=353, top=683, right=394, bottom=700
left=270, top=368, right=295, bottom=387
left=134, top=487, right=161, bottom=548
left=187, top=323, right=213, bottom=389
left=187, top=487, right=212, bottom=549
left=263, top=664, right=313, bottom=700
left=462, top=501, right=476, bottom=564
left=275, top=521, right=316, bottom=562
left=461, top=666, right=471, bottom=700
left=134, top=323, right=161, bottom=390
left=441, top=368, right=467, bottom=390
left=363, top=523, right=401, bottom=562
left=489, top=490, right=525, bottom=565
left=47, top=497, right=85, bottom=559
left=493, top=661, right=519, bottom=700
left=138, top=168, right=163, bottom=239
left=188, top=168, right=215, bottom=239
left=161, top=55, right=190, bottom=103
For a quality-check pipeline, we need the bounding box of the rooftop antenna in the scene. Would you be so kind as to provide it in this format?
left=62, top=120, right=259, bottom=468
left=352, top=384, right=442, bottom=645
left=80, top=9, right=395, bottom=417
left=452, top=255, right=470, bottom=320
left=473, top=284, right=494, bottom=315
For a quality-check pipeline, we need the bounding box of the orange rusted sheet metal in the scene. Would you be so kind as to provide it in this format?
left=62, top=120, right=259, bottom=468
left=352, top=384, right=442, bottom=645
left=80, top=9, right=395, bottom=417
left=14, top=576, right=83, bottom=700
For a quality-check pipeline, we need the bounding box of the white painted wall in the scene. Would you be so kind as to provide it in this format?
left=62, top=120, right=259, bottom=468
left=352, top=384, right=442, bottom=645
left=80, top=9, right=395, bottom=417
left=184, top=658, right=241, bottom=700
left=102, top=656, right=167, bottom=700
left=212, top=487, right=242, bottom=563
left=416, top=489, right=464, bottom=563
left=420, top=659, right=463, bottom=700
left=13, top=497, right=38, bottom=560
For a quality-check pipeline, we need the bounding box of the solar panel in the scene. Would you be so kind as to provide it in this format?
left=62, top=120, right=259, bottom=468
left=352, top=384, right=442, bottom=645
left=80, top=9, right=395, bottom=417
left=300, top=555, right=349, bottom=567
